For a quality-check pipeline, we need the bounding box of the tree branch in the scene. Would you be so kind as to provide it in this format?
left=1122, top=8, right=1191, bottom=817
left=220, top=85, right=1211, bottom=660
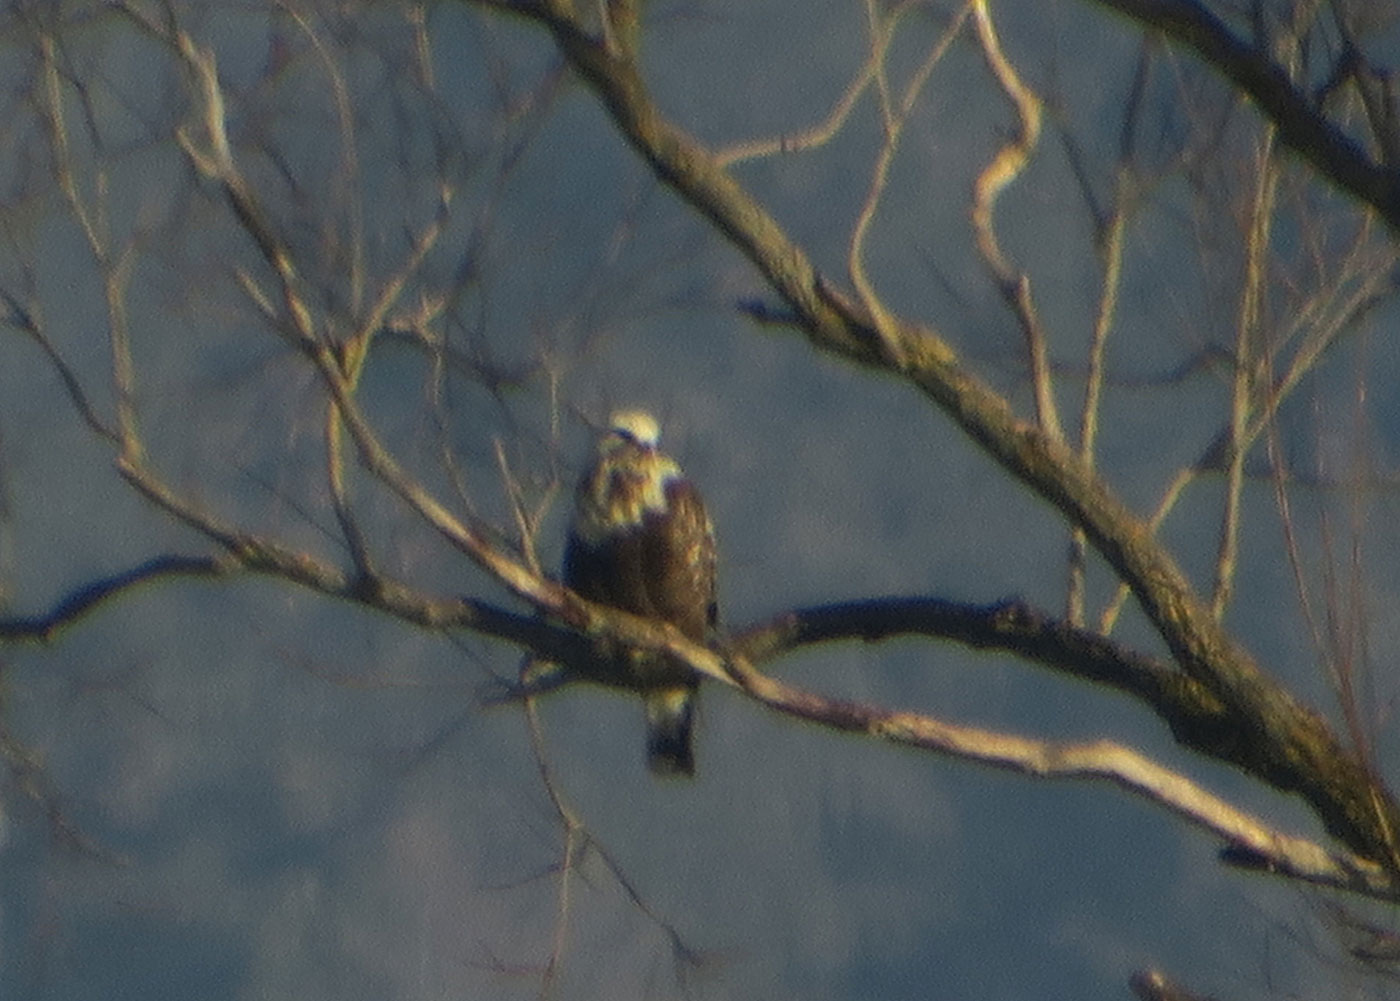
left=465, top=0, right=1400, bottom=861
left=734, top=596, right=1204, bottom=710
left=1088, top=0, right=1400, bottom=231
left=7, top=541, right=1393, bottom=903
left=719, top=651, right=1394, bottom=901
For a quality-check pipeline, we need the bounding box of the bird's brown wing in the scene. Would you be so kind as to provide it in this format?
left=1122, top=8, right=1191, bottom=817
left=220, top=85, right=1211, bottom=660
left=642, top=478, right=717, bottom=643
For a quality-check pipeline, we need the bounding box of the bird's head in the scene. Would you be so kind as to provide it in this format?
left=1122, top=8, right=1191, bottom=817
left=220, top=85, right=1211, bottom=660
left=572, top=409, right=682, bottom=538
left=602, top=409, right=661, bottom=453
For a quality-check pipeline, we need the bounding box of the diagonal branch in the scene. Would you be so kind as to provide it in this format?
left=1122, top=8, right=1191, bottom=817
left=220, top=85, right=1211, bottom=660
left=1088, top=0, right=1400, bottom=231
left=0, top=555, right=233, bottom=642
left=463, top=0, right=1400, bottom=860
left=732, top=596, right=1208, bottom=716
left=719, top=651, right=1393, bottom=901
left=730, top=595, right=1314, bottom=800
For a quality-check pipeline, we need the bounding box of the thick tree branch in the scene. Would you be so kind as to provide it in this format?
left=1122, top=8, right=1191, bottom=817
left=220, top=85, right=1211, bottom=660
left=719, top=652, right=1393, bottom=901
left=733, top=596, right=1211, bottom=715
left=730, top=596, right=1368, bottom=811
left=1088, top=0, right=1400, bottom=232
left=466, top=0, right=1400, bottom=860
left=6, top=532, right=1392, bottom=902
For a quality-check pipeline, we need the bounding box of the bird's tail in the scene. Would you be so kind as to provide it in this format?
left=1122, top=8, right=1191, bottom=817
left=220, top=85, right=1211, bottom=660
left=644, top=686, right=696, bottom=777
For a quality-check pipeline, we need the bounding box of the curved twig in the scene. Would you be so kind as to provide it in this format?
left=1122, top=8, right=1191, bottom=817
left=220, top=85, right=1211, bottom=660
left=458, top=0, right=1400, bottom=859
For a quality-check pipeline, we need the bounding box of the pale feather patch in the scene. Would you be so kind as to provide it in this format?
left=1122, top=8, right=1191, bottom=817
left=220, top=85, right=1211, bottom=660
left=608, top=409, right=660, bottom=447
left=571, top=448, right=684, bottom=544
left=645, top=687, right=692, bottom=727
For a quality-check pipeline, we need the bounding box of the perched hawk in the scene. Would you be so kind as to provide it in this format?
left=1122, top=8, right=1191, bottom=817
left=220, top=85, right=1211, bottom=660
left=564, top=410, right=717, bottom=776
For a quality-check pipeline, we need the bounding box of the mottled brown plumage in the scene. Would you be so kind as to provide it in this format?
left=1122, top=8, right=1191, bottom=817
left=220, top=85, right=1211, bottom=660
left=564, top=410, right=717, bottom=775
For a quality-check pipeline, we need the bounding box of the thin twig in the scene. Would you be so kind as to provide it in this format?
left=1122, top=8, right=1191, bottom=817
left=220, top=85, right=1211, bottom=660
left=1070, top=182, right=1128, bottom=626
left=1211, top=132, right=1277, bottom=619
left=848, top=2, right=969, bottom=364
left=969, top=0, right=1062, bottom=444
left=714, top=43, right=882, bottom=167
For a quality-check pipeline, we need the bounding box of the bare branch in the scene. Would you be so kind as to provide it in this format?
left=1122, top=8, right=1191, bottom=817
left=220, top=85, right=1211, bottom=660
left=714, top=35, right=881, bottom=167
left=1129, top=968, right=1221, bottom=1001
left=1, top=724, right=127, bottom=864
left=0, top=289, right=117, bottom=443
left=1088, top=0, right=1400, bottom=230
left=0, top=555, right=232, bottom=642
left=735, top=595, right=1183, bottom=695
left=460, top=0, right=1400, bottom=858
left=1211, top=133, right=1278, bottom=619
left=849, top=3, right=968, bottom=363
left=969, top=0, right=1062, bottom=444
left=720, top=650, right=1394, bottom=901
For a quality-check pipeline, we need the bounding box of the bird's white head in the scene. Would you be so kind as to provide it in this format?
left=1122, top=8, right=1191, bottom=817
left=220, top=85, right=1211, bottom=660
left=573, top=408, right=677, bottom=541
left=606, top=409, right=661, bottom=449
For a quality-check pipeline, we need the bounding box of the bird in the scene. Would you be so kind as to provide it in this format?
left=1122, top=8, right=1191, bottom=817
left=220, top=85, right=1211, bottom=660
left=563, top=409, right=717, bottom=776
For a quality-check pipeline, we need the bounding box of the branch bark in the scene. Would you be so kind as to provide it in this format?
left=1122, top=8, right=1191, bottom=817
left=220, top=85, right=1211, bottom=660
left=1088, top=0, right=1400, bottom=232
left=465, top=0, right=1400, bottom=862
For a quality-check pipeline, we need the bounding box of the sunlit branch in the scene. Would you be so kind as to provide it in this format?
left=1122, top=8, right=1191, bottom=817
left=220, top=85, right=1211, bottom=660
left=969, top=0, right=1062, bottom=446
left=1069, top=173, right=1130, bottom=626
left=1129, top=967, right=1218, bottom=1001
left=39, top=31, right=141, bottom=459
left=104, top=242, right=141, bottom=463
left=318, top=190, right=459, bottom=577
left=1063, top=35, right=1146, bottom=628
left=460, top=0, right=1400, bottom=859
left=14, top=421, right=1400, bottom=911
left=848, top=3, right=967, bottom=362
left=136, top=8, right=537, bottom=621
left=713, top=33, right=881, bottom=167
left=720, top=651, right=1395, bottom=901
left=325, top=404, right=375, bottom=576
left=1212, top=134, right=1278, bottom=620
left=103, top=8, right=720, bottom=674
left=349, top=188, right=453, bottom=348
left=95, top=4, right=1400, bottom=913
left=40, top=34, right=104, bottom=258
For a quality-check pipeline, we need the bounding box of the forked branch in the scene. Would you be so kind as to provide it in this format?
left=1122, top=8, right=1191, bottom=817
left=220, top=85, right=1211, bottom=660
left=1089, top=0, right=1400, bottom=231
left=461, top=0, right=1400, bottom=860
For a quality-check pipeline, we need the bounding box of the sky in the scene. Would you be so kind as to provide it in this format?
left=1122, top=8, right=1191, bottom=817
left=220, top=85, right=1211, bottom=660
left=3, top=1, right=1400, bottom=999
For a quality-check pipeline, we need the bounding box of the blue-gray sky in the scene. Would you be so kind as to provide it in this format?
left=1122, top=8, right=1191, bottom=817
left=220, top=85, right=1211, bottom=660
left=3, top=2, right=1400, bottom=999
